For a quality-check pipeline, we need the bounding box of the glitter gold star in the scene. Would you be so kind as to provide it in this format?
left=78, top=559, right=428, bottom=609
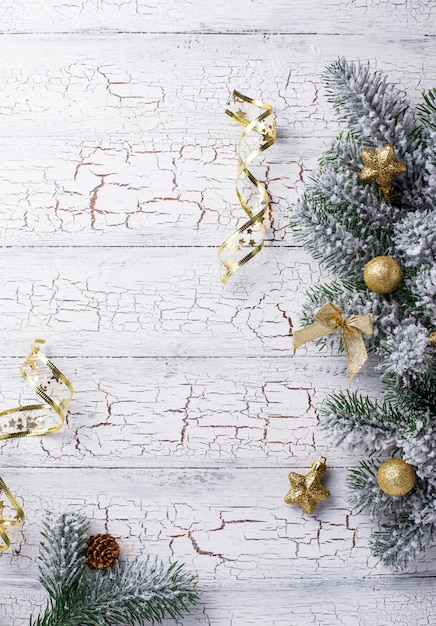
left=359, top=144, right=406, bottom=202
left=284, top=457, right=330, bottom=515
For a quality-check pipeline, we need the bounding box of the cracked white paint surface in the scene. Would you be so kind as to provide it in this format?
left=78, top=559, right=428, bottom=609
left=0, top=1, right=435, bottom=624
left=0, top=0, right=433, bottom=35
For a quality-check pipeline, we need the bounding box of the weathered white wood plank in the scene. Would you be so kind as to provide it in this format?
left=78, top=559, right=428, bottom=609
left=0, top=138, right=312, bottom=246
left=0, top=356, right=382, bottom=468
left=0, top=247, right=332, bottom=357
left=0, top=0, right=433, bottom=36
left=3, top=580, right=436, bottom=626
left=0, top=35, right=432, bottom=142
left=0, top=469, right=434, bottom=596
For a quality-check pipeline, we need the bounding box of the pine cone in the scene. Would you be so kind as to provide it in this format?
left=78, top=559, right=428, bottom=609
left=85, top=533, right=120, bottom=570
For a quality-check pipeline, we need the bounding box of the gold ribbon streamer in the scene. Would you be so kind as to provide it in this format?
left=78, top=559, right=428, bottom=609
left=0, top=339, right=73, bottom=440
left=218, top=90, right=276, bottom=284
left=0, top=477, right=25, bottom=550
left=0, top=340, right=73, bottom=548
left=293, top=302, right=373, bottom=380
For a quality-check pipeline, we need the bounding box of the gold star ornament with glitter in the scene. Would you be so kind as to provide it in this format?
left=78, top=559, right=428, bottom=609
left=284, top=456, right=330, bottom=515
left=359, top=144, right=407, bottom=202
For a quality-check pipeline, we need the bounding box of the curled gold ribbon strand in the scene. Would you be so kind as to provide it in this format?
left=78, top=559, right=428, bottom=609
left=218, top=90, right=276, bottom=284
left=0, top=477, right=25, bottom=550
left=0, top=340, right=73, bottom=549
left=293, top=302, right=373, bottom=380
left=0, top=339, right=73, bottom=440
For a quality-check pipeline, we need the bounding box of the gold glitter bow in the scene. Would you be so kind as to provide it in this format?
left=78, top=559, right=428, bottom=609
left=0, top=339, right=73, bottom=440
left=218, top=90, right=276, bottom=284
left=0, top=477, right=25, bottom=550
left=293, top=302, right=373, bottom=379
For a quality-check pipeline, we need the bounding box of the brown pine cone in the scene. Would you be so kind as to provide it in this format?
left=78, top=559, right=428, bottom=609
left=85, top=533, right=120, bottom=570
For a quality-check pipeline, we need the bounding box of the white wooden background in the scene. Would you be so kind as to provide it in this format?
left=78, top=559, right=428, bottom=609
left=0, top=1, right=435, bottom=624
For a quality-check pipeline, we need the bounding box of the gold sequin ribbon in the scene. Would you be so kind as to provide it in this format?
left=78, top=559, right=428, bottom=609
left=293, top=302, right=373, bottom=379
left=0, top=339, right=73, bottom=548
left=0, top=339, right=73, bottom=439
left=218, top=90, right=276, bottom=284
left=0, top=477, right=25, bottom=550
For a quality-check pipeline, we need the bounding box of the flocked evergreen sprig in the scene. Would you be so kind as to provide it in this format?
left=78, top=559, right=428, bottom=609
left=294, top=58, right=435, bottom=569
left=30, top=512, right=198, bottom=626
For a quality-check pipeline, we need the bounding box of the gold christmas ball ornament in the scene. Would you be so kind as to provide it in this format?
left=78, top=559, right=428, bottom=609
left=429, top=331, right=436, bottom=347
left=377, top=459, right=416, bottom=496
left=363, top=256, right=403, bottom=294
left=85, top=533, right=120, bottom=570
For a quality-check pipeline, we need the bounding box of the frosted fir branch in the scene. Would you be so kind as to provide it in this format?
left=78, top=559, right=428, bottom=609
left=399, top=410, right=436, bottom=487
left=384, top=375, right=436, bottom=416
left=324, top=58, right=420, bottom=162
left=371, top=515, right=436, bottom=571
left=370, top=477, right=436, bottom=569
left=31, top=512, right=198, bottom=626
left=414, top=265, right=436, bottom=322
left=34, top=561, right=198, bottom=626
left=37, top=512, right=89, bottom=599
left=322, top=392, right=401, bottom=451
left=313, top=135, right=404, bottom=230
left=394, top=209, right=436, bottom=268
left=325, top=58, right=417, bottom=145
left=416, top=89, right=436, bottom=135
left=379, top=322, right=435, bottom=384
left=325, top=58, right=432, bottom=211
left=347, top=461, right=436, bottom=569
left=294, top=194, right=366, bottom=279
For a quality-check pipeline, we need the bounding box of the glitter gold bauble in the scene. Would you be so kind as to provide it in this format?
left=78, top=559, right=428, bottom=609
left=363, top=256, right=402, bottom=294
left=429, top=331, right=436, bottom=347
left=85, top=533, right=120, bottom=570
left=359, top=144, right=407, bottom=202
left=284, top=456, right=330, bottom=515
left=377, top=459, right=416, bottom=496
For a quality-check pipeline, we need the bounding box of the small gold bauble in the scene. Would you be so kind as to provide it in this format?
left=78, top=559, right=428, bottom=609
left=377, top=459, right=416, bottom=496
left=363, top=256, right=402, bottom=294
left=429, top=331, right=436, bottom=347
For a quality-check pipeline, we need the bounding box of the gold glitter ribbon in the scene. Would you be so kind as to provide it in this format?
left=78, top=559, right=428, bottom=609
left=293, top=302, right=373, bottom=379
left=218, top=90, right=276, bottom=284
left=0, top=477, right=25, bottom=550
left=0, top=340, right=73, bottom=548
left=0, top=339, right=73, bottom=440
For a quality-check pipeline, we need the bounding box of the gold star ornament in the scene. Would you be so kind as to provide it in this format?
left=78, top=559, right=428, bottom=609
left=284, top=456, right=330, bottom=515
left=359, top=144, right=407, bottom=202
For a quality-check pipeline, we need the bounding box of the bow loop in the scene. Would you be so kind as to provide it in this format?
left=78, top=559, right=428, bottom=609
left=314, top=301, right=346, bottom=330
left=347, top=314, right=374, bottom=336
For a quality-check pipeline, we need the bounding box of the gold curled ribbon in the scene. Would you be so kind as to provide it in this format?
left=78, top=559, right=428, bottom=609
left=0, top=477, right=25, bottom=550
left=0, top=339, right=73, bottom=440
left=293, top=302, right=373, bottom=380
left=0, top=340, right=73, bottom=549
left=218, top=90, right=276, bottom=284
